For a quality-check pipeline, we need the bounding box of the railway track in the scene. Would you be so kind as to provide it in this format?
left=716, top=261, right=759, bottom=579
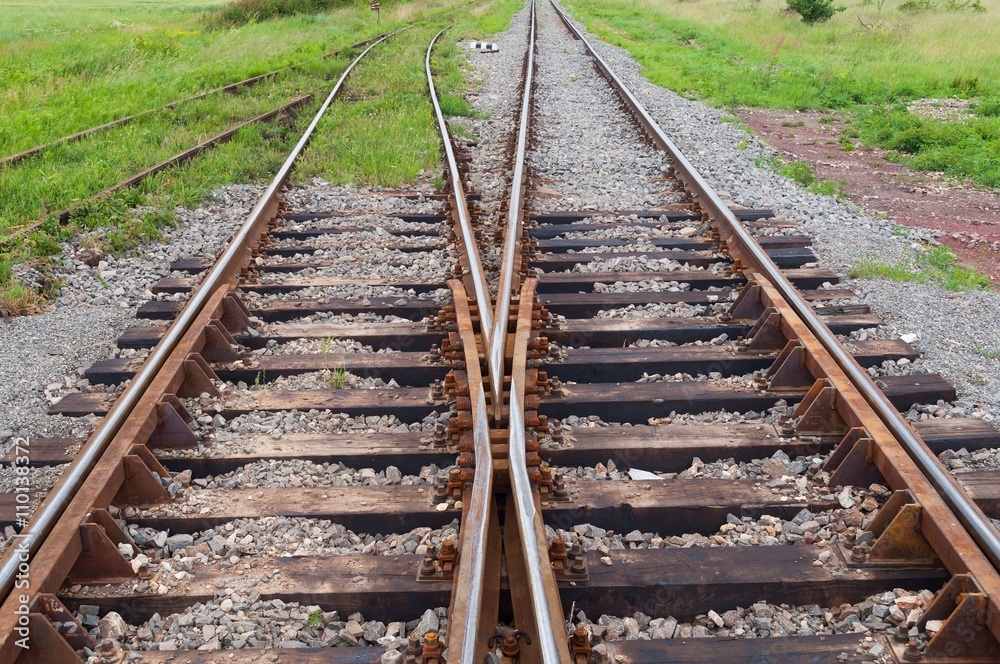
left=2, top=1, right=1000, bottom=662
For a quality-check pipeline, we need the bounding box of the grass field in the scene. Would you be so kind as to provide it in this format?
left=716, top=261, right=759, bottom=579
left=0, top=0, right=524, bottom=313
left=562, top=0, right=1000, bottom=108
left=561, top=0, right=1000, bottom=189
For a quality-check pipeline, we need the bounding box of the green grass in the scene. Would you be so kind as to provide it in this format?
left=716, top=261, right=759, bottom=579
left=849, top=244, right=993, bottom=291
left=977, top=345, right=1000, bottom=360
left=855, top=103, right=1000, bottom=187
left=561, top=0, right=1000, bottom=189
left=758, top=155, right=849, bottom=198
left=0, top=0, right=525, bottom=313
left=563, top=0, right=1000, bottom=109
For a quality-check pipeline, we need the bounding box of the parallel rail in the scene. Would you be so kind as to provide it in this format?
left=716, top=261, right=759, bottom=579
left=0, top=30, right=400, bottom=660
left=2, top=1, right=1000, bottom=661
left=547, top=0, right=1000, bottom=653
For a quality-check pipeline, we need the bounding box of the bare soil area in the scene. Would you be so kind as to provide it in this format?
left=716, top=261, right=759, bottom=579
left=738, top=108, right=1000, bottom=285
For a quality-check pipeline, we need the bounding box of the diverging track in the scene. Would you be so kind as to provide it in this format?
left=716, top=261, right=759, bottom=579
left=2, top=2, right=1000, bottom=663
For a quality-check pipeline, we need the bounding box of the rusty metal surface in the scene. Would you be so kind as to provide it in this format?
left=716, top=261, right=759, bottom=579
left=507, top=278, right=570, bottom=663
left=2, top=95, right=313, bottom=245
left=750, top=275, right=1000, bottom=643
left=490, top=0, right=536, bottom=422
left=0, top=32, right=401, bottom=660
left=445, top=281, right=497, bottom=663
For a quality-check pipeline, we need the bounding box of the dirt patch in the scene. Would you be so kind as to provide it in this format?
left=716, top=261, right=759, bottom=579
left=738, top=107, right=1000, bottom=285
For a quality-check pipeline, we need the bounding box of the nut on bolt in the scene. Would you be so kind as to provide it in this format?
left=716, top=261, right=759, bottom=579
left=903, top=640, right=923, bottom=662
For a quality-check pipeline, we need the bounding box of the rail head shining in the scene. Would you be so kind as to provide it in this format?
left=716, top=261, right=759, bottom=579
left=547, top=0, right=1000, bottom=570
left=427, top=28, right=495, bottom=344
left=488, top=1, right=566, bottom=660
left=490, top=0, right=537, bottom=420
left=0, top=29, right=403, bottom=601
left=427, top=27, right=500, bottom=664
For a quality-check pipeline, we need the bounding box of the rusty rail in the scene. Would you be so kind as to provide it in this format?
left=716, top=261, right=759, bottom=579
left=1, top=94, right=314, bottom=245
left=0, top=30, right=402, bottom=655
left=487, top=1, right=571, bottom=660
left=426, top=28, right=497, bottom=663
left=0, top=33, right=388, bottom=169
left=426, top=28, right=494, bottom=340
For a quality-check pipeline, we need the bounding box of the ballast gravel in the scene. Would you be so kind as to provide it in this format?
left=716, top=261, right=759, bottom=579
left=570, top=587, right=934, bottom=658
left=530, top=1, right=681, bottom=212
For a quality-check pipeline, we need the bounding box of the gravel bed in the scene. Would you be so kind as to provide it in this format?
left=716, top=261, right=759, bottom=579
left=529, top=0, right=680, bottom=212
left=570, top=587, right=935, bottom=648
left=282, top=180, right=441, bottom=214
left=592, top=283, right=732, bottom=298
left=256, top=246, right=454, bottom=284
left=75, top=601, right=448, bottom=654
left=263, top=311, right=416, bottom=328
left=942, top=447, right=1000, bottom=473
left=225, top=371, right=405, bottom=394
left=460, top=8, right=534, bottom=279
left=547, top=496, right=878, bottom=552
left=552, top=1, right=1000, bottom=420
left=133, top=460, right=451, bottom=518
left=158, top=411, right=448, bottom=459
left=570, top=257, right=726, bottom=274
left=241, top=286, right=451, bottom=310
left=270, top=232, right=445, bottom=251
left=595, top=302, right=727, bottom=318
left=248, top=337, right=395, bottom=356
left=278, top=214, right=444, bottom=234
left=0, top=186, right=260, bottom=448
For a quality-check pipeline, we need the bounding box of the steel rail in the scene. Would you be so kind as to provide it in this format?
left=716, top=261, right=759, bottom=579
left=426, top=29, right=496, bottom=664
left=0, top=28, right=403, bottom=603
left=445, top=282, right=495, bottom=664
left=507, top=281, right=571, bottom=663
left=0, top=33, right=388, bottom=170
left=487, top=1, right=567, bottom=661
left=489, top=0, right=537, bottom=421
left=426, top=28, right=495, bottom=343
left=547, top=0, right=1000, bottom=574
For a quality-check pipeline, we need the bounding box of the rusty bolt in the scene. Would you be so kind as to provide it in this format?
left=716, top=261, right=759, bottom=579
left=419, top=555, right=438, bottom=579
left=903, top=641, right=923, bottom=662
left=570, top=554, right=587, bottom=575
left=553, top=474, right=569, bottom=500
left=894, top=624, right=910, bottom=643
left=438, top=539, right=457, bottom=571
left=569, top=625, right=592, bottom=664
left=552, top=426, right=564, bottom=444
left=422, top=631, right=443, bottom=657
left=851, top=545, right=868, bottom=563
left=500, top=635, right=521, bottom=658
